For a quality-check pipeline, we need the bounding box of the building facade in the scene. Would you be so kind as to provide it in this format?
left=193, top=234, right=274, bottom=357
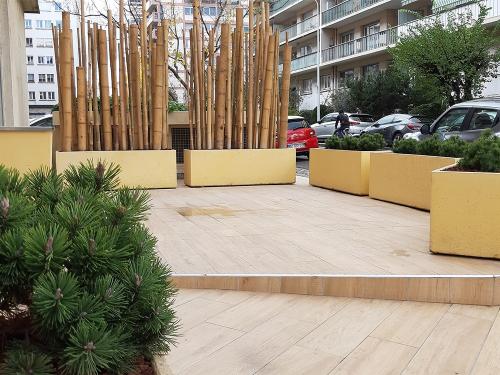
left=271, top=0, right=500, bottom=111
left=24, top=0, right=63, bottom=119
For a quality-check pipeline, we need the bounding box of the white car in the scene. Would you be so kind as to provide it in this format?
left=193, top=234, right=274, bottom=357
left=29, top=114, right=53, bottom=128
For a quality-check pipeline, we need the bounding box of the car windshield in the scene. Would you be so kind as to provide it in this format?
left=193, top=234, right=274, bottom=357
left=432, top=108, right=469, bottom=134
left=375, top=115, right=394, bottom=125
left=411, top=116, right=432, bottom=124
left=288, top=119, right=308, bottom=130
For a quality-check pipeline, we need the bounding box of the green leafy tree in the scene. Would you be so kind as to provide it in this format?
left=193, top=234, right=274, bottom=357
left=390, top=5, right=500, bottom=106
left=0, top=162, right=178, bottom=375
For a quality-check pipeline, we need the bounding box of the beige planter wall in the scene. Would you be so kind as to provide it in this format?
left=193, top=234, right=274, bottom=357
left=369, top=152, right=458, bottom=210
left=309, top=148, right=377, bottom=195
left=0, top=127, right=53, bottom=174
left=431, top=169, right=500, bottom=259
left=56, top=150, right=177, bottom=189
left=184, top=149, right=296, bottom=187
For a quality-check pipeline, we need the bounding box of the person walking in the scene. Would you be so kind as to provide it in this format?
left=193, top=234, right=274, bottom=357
left=334, top=110, right=350, bottom=137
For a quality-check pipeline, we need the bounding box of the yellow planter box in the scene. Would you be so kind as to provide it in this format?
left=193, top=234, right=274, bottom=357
left=431, top=168, right=500, bottom=259
left=184, top=148, right=296, bottom=187
left=0, top=127, right=53, bottom=174
left=369, top=152, right=458, bottom=210
left=309, top=148, right=378, bottom=195
left=56, top=150, right=177, bottom=189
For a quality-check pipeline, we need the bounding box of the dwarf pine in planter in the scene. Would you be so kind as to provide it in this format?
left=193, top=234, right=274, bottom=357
left=0, top=162, right=178, bottom=375
left=325, top=133, right=385, bottom=151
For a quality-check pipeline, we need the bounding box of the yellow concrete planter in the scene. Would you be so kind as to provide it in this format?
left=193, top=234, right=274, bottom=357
left=431, top=168, right=500, bottom=259
left=309, top=148, right=379, bottom=195
left=184, top=148, right=296, bottom=187
left=56, top=150, right=177, bottom=189
left=369, top=152, right=458, bottom=210
left=0, top=127, right=53, bottom=174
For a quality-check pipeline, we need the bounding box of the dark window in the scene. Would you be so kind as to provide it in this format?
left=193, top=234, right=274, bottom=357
left=432, top=108, right=469, bottom=133
left=468, top=108, right=499, bottom=130
left=288, top=119, right=308, bottom=130
left=376, top=115, right=394, bottom=125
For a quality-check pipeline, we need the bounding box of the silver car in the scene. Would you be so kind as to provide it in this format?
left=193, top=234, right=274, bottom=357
left=404, top=98, right=500, bottom=142
left=362, top=114, right=432, bottom=145
left=311, top=113, right=375, bottom=143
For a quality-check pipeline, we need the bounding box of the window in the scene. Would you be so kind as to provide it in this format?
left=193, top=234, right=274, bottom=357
left=432, top=108, right=469, bottom=133
left=202, top=7, right=217, bottom=16
left=288, top=119, right=309, bottom=130
left=29, top=91, right=36, bottom=101
left=54, top=1, right=62, bottom=11
left=340, top=31, right=354, bottom=44
left=376, top=115, right=394, bottom=125
left=39, top=92, right=47, bottom=100
left=184, top=6, right=193, bottom=15
left=27, top=55, right=34, bottom=65
left=27, top=74, right=35, bottom=83
left=55, top=20, right=62, bottom=29
left=339, top=69, right=354, bottom=87
left=38, top=56, right=46, bottom=64
left=468, top=109, right=499, bottom=130
left=302, top=78, right=313, bottom=94
left=48, top=92, right=56, bottom=101
left=36, top=39, right=53, bottom=48
left=46, top=56, right=54, bottom=65
left=320, top=75, right=331, bottom=91
left=36, top=20, right=43, bottom=29
left=25, top=19, right=32, bottom=29
left=299, top=45, right=313, bottom=57
left=363, top=63, right=379, bottom=76
left=39, top=74, right=46, bottom=83
left=26, top=38, right=33, bottom=47
left=47, top=74, right=55, bottom=83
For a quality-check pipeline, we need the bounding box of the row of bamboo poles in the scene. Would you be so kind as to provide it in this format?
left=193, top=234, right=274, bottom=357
left=188, top=0, right=292, bottom=150
left=53, top=0, right=170, bottom=152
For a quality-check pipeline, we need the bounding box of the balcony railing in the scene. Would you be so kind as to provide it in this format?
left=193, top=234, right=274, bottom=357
left=291, top=52, right=318, bottom=71
left=279, top=15, right=318, bottom=43
left=321, top=27, right=397, bottom=62
left=270, top=0, right=301, bottom=15
left=322, top=0, right=383, bottom=24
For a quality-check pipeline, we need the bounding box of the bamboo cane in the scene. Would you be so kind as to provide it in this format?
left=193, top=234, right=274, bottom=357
left=130, top=25, right=143, bottom=149
left=235, top=8, right=244, bottom=149
left=183, top=29, right=193, bottom=149
left=215, top=24, right=229, bottom=150
left=97, top=29, right=112, bottom=151
left=152, top=24, right=165, bottom=150
left=191, top=28, right=202, bottom=150
left=141, top=0, right=149, bottom=149
left=52, top=26, right=64, bottom=150
left=148, top=25, right=154, bottom=146
left=60, top=13, right=72, bottom=152
left=125, top=26, right=134, bottom=149
left=206, top=64, right=213, bottom=150
left=259, top=34, right=275, bottom=149
left=162, top=20, right=169, bottom=150
left=225, top=32, right=233, bottom=150
left=80, top=0, right=88, bottom=148
left=86, top=21, right=94, bottom=151
left=92, top=24, right=101, bottom=150
left=209, top=29, right=216, bottom=148
left=247, top=1, right=254, bottom=149
left=76, top=67, right=87, bottom=151
left=269, top=33, right=279, bottom=149
left=253, top=22, right=260, bottom=148
left=70, top=31, right=78, bottom=150
left=107, top=11, right=119, bottom=150
left=193, top=0, right=203, bottom=149
left=118, top=0, right=127, bottom=149
left=279, top=40, right=292, bottom=148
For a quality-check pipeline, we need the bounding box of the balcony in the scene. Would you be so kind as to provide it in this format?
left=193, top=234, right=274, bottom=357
left=291, top=52, right=318, bottom=72
left=279, top=15, right=318, bottom=43
left=321, top=27, right=397, bottom=63
left=270, top=0, right=301, bottom=16
left=322, top=0, right=384, bottom=25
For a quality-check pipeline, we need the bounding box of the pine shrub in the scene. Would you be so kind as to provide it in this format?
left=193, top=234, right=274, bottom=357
left=325, top=134, right=384, bottom=151
left=458, top=130, right=500, bottom=172
left=357, top=133, right=385, bottom=151
left=325, top=135, right=341, bottom=149
left=392, top=138, right=418, bottom=154
left=416, top=135, right=442, bottom=156
left=0, top=162, right=178, bottom=375
left=439, top=136, right=468, bottom=158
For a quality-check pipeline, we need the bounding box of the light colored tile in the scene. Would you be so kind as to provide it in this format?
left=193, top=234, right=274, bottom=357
left=402, top=312, right=493, bottom=375
left=371, top=301, right=450, bottom=347
left=449, top=304, right=499, bottom=322
left=175, top=297, right=233, bottom=333
left=297, top=299, right=400, bottom=357
left=330, top=337, right=418, bottom=375
left=472, top=310, right=500, bottom=375
left=167, top=322, right=244, bottom=373
left=257, top=345, right=342, bottom=375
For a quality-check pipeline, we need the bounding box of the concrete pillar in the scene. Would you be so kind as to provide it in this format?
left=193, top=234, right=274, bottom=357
left=0, top=0, right=39, bottom=127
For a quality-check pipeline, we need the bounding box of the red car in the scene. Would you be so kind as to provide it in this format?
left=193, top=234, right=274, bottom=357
left=286, top=116, right=318, bottom=157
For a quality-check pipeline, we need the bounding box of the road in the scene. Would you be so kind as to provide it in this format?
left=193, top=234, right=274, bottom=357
left=296, top=155, right=309, bottom=177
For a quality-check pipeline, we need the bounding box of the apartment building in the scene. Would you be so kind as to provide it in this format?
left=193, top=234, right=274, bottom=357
left=147, top=0, right=248, bottom=102
left=24, top=0, right=63, bottom=118
left=272, top=0, right=500, bottom=111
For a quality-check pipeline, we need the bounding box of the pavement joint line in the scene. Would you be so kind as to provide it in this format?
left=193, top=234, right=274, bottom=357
left=172, top=273, right=500, bottom=278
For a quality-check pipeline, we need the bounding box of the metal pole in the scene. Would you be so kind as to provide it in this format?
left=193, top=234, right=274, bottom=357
left=315, top=0, right=321, bottom=123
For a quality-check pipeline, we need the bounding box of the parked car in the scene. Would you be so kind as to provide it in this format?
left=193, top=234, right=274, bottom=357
left=311, top=112, right=375, bottom=143
left=29, top=114, right=53, bottom=128
left=362, top=114, right=432, bottom=145
left=404, top=98, right=500, bottom=142
left=287, top=116, right=318, bottom=157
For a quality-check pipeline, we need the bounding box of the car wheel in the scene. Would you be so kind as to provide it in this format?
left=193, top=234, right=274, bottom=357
left=392, top=132, right=403, bottom=144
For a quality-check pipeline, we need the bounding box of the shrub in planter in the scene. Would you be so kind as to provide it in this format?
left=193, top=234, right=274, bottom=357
left=325, top=133, right=384, bottom=151
left=393, top=138, right=418, bottom=154
left=416, top=135, right=442, bottom=156
left=439, top=136, right=468, bottom=158
left=0, top=162, right=178, bottom=375
left=458, top=130, right=500, bottom=172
